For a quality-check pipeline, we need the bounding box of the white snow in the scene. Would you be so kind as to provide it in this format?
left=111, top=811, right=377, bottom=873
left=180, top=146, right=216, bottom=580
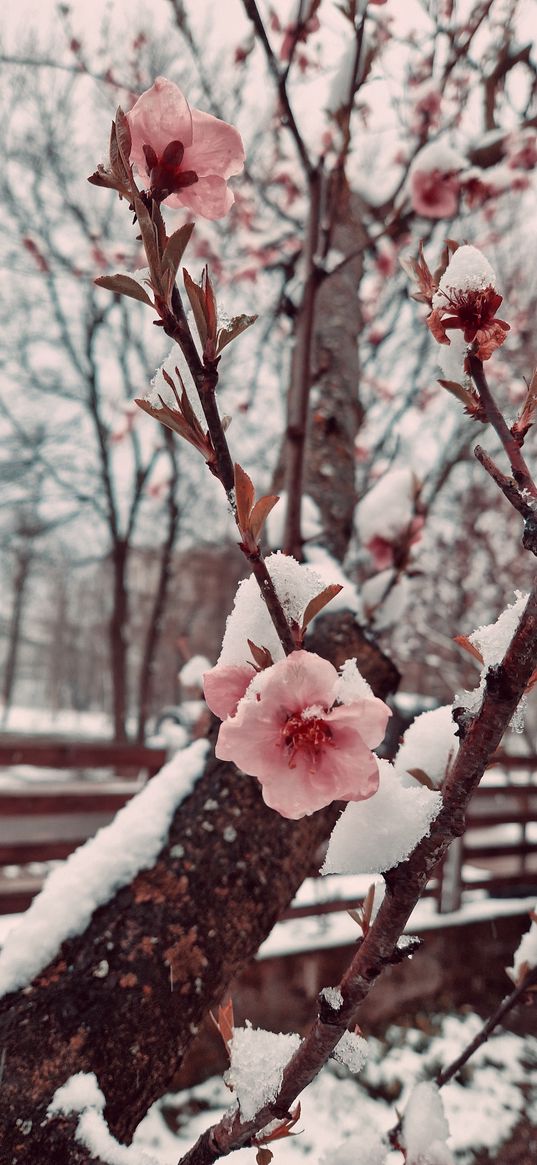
left=322, top=759, right=442, bottom=876
left=333, top=658, right=375, bottom=704
left=394, top=706, right=459, bottom=788
left=224, top=1022, right=301, bottom=1122
left=456, top=593, right=528, bottom=721
left=216, top=552, right=340, bottom=667
left=409, top=141, right=467, bottom=176
left=48, top=1073, right=158, bottom=1165
left=362, top=570, right=411, bottom=630
left=320, top=985, right=343, bottom=1010
left=304, top=545, right=362, bottom=615
left=179, top=655, right=211, bottom=687
left=355, top=467, right=418, bottom=545
left=437, top=329, right=469, bottom=383
left=507, top=906, right=537, bottom=984
left=402, top=1081, right=454, bottom=1165
left=265, top=492, right=323, bottom=548
left=321, top=1132, right=387, bottom=1165
left=434, top=245, right=497, bottom=300
left=332, top=1029, right=369, bottom=1074
left=0, top=740, right=208, bottom=998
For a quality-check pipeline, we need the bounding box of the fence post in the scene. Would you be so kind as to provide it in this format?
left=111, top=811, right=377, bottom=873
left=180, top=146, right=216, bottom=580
left=438, top=837, right=463, bottom=913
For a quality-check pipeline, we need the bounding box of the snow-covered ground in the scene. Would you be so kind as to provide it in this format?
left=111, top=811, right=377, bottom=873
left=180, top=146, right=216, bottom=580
left=128, top=1010, right=537, bottom=1164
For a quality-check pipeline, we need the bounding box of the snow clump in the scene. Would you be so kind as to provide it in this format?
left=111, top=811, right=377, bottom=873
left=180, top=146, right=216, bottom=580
left=322, top=758, right=442, bottom=875
left=402, top=1081, right=454, bottom=1164
left=224, top=1022, right=301, bottom=1121
left=394, top=706, right=459, bottom=788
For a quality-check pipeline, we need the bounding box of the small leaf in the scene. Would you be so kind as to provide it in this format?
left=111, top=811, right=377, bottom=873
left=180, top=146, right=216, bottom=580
left=438, top=379, right=479, bottom=411
left=301, top=584, right=343, bottom=632
left=202, top=266, right=218, bottom=340
left=183, top=268, right=208, bottom=348
left=247, top=639, right=274, bottom=670
left=407, top=767, right=436, bottom=791
left=216, top=313, right=258, bottom=354
left=209, top=998, right=234, bottom=1054
left=162, top=223, right=195, bottom=282
left=94, top=274, right=153, bottom=306
left=133, top=193, right=162, bottom=290
left=256, top=1150, right=273, bottom=1165
left=114, top=107, right=132, bottom=173
left=454, top=634, right=484, bottom=665
left=234, top=462, right=255, bottom=532
left=249, top=494, right=280, bottom=542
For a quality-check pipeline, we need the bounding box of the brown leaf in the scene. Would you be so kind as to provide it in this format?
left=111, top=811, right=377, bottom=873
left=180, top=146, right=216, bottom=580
left=94, top=274, right=153, bottom=307
left=437, top=379, right=480, bottom=412
left=247, top=639, right=274, bottom=670
left=202, top=266, right=218, bottom=341
left=114, top=107, right=132, bottom=174
left=301, top=584, right=343, bottom=632
left=162, top=224, right=195, bottom=283
left=234, top=463, right=255, bottom=532
left=256, top=1150, right=273, bottom=1165
left=133, top=193, right=162, bottom=291
left=217, top=313, right=258, bottom=354
left=249, top=494, right=280, bottom=542
left=454, top=634, right=484, bottom=665
left=183, top=268, right=208, bottom=348
left=209, top=998, right=234, bottom=1054
left=407, top=767, right=436, bottom=791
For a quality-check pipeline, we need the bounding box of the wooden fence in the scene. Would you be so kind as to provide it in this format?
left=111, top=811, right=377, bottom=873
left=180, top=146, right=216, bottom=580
left=0, top=742, right=536, bottom=917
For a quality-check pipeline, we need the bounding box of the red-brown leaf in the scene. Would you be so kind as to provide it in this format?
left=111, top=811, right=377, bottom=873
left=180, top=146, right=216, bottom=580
left=301, top=584, right=343, bottom=632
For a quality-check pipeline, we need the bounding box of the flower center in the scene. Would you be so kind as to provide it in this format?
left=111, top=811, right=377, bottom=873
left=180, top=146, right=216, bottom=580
left=143, top=139, right=198, bottom=202
left=282, top=711, right=333, bottom=769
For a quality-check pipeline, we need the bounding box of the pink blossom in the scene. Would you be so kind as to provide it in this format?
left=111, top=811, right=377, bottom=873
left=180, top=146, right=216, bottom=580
left=410, top=168, right=460, bottom=218
left=366, top=536, right=394, bottom=571
left=215, top=651, right=390, bottom=820
left=203, top=663, right=254, bottom=721
left=127, top=77, right=245, bottom=220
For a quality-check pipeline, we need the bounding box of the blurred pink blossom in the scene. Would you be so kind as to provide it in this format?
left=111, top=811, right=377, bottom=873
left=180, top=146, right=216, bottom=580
left=127, top=77, right=245, bottom=219
left=410, top=168, right=460, bottom=218
left=203, top=663, right=254, bottom=721
left=214, top=651, right=390, bottom=820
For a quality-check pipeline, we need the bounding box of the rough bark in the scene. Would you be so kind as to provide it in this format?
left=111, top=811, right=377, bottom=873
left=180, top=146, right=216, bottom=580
left=0, top=619, right=397, bottom=1163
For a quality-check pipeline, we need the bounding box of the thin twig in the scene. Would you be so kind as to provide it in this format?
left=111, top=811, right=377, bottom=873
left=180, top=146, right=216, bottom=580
left=474, top=445, right=532, bottom=520
left=469, top=354, right=537, bottom=499
left=283, top=167, right=323, bottom=558
left=436, top=964, right=537, bottom=1088
left=241, top=0, right=314, bottom=178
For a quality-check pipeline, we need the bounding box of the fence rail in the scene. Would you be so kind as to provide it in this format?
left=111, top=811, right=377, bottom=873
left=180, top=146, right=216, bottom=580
left=0, top=741, right=536, bottom=919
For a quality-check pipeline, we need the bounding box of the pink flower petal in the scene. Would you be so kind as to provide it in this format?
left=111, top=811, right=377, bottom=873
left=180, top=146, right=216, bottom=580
left=127, top=77, right=193, bottom=181
left=184, top=108, right=245, bottom=180
left=203, top=663, right=254, bottom=720
left=410, top=169, right=460, bottom=219
left=214, top=650, right=389, bottom=820
left=328, top=699, right=391, bottom=750
left=166, top=175, right=235, bottom=220
left=254, top=651, right=339, bottom=715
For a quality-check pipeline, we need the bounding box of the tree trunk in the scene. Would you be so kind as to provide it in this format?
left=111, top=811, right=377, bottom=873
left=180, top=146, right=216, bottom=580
left=136, top=437, right=180, bottom=743
left=0, top=619, right=397, bottom=1163
left=1, top=545, right=32, bottom=724
left=110, top=539, right=129, bottom=743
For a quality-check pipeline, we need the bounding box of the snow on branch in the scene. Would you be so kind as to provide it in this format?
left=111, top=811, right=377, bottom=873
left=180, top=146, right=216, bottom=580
left=0, top=741, right=208, bottom=998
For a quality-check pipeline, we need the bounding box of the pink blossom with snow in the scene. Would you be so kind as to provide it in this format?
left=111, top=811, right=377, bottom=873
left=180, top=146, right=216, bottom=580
left=127, top=77, right=245, bottom=219
left=409, top=141, right=466, bottom=219
left=214, top=651, right=391, bottom=820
